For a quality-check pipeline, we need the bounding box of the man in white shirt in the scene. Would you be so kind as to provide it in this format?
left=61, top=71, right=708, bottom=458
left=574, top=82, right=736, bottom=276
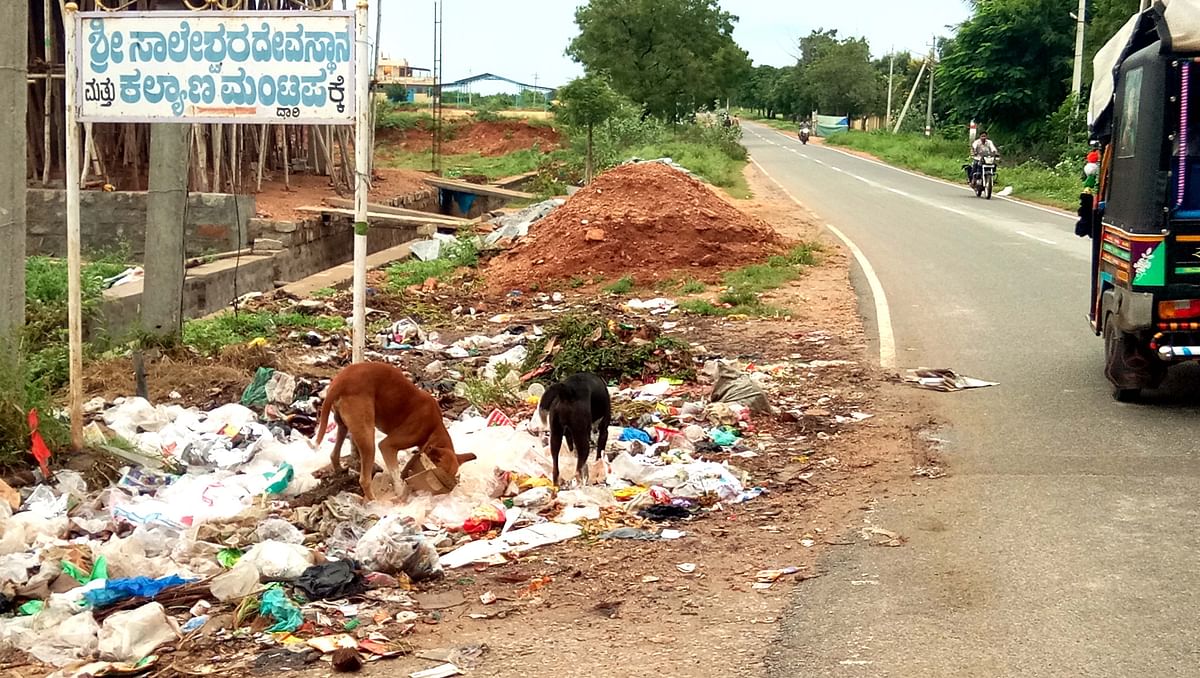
left=968, top=131, right=999, bottom=183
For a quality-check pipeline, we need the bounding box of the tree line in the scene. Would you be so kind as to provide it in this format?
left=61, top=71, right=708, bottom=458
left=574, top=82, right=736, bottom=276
left=563, top=0, right=1142, bottom=156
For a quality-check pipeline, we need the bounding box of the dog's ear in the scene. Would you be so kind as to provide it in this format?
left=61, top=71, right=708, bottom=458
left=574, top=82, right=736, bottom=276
left=456, top=452, right=477, bottom=465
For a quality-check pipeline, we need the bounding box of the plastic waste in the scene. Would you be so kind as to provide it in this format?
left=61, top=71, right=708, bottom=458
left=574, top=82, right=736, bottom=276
left=609, top=452, right=688, bottom=488
left=209, top=559, right=261, bottom=602
left=240, top=367, right=276, bottom=407
left=439, top=523, right=582, bottom=569
left=84, top=575, right=192, bottom=609
left=598, top=527, right=661, bottom=540
left=708, top=362, right=772, bottom=413
left=22, top=484, right=69, bottom=517
left=241, top=540, right=314, bottom=581
left=619, top=428, right=653, bottom=444
left=511, top=486, right=552, bottom=508
left=0, top=552, right=37, bottom=586
left=260, top=585, right=303, bottom=633
left=97, top=602, right=180, bottom=662
left=294, top=561, right=366, bottom=602
left=254, top=517, right=305, bottom=545
left=0, top=603, right=101, bottom=667
left=265, top=371, right=297, bottom=406
left=710, top=428, right=738, bottom=447
left=355, top=515, right=443, bottom=582
left=55, top=469, right=88, bottom=499
left=682, top=424, right=707, bottom=443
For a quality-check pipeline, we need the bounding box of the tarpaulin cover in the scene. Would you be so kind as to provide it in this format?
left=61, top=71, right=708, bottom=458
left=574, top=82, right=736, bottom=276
left=815, top=114, right=849, bottom=137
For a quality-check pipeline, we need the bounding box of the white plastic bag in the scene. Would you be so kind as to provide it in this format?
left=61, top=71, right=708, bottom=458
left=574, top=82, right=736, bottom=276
left=355, top=514, right=442, bottom=582
left=209, top=559, right=261, bottom=602
left=241, top=540, right=314, bottom=581
left=97, top=602, right=179, bottom=662
left=254, top=517, right=305, bottom=545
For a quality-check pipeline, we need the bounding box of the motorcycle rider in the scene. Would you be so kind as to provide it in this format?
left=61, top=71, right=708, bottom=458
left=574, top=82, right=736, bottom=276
left=967, top=130, right=999, bottom=184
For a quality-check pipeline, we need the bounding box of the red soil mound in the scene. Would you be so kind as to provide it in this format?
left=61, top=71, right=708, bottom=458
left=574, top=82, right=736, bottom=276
left=383, top=120, right=561, bottom=157
left=485, top=163, right=786, bottom=293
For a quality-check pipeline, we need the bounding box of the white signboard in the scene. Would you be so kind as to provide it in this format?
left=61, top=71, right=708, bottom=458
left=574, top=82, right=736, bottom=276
left=76, top=11, right=355, bottom=125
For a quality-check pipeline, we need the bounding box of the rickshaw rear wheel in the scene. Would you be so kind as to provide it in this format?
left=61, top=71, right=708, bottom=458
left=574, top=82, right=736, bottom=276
left=1112, top=386, right=1141, bottom=402
left=1103, top=315, right=1158, bottom=402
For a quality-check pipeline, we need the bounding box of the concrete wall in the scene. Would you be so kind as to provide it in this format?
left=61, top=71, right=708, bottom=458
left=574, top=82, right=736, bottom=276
left=99, top=254, right=277, bottom=340
left=251, top=215, right=429, bottom=284
left=27, top=189, right=255, bottom=260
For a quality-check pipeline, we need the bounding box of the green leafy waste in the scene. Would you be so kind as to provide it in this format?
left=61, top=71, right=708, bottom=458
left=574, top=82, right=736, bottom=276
left=522, top=315, right=694, bottom=383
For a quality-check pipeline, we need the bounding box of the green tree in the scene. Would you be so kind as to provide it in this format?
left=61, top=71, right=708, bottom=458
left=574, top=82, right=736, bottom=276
left=712, top=42, right=752, bottom=109
left=555, top=74, right=623, bottom=183
left=384, top=84, right=408, bottom=103
left=801, top=34, right=884, bottom=118
left=1084, top=0, right=1140, bottom=84
left=937, top=0, right=1075, bottom=132
left=567, top=0, right=743, bottom=120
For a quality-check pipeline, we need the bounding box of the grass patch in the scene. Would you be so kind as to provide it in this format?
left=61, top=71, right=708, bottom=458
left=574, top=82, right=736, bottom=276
left=382, top=147, right=549, bottom=181
left=680, top=279, right=707, bottom=294
left=627, top=141, right=750, bottom=198
left=523, top=315, right=694, bottom=382
left=183, top=312, right=345, bottom=356
left=602, top=275, right=635, bottom=295
left=310, top=287, right=337, bottom=299
left=458, top=364, right=521, bottom=411
left=825, top=131, right=1078, bottom=209
left=678, top=244, right=820, bottom=318
left=386, top=236, right=479, bottom=289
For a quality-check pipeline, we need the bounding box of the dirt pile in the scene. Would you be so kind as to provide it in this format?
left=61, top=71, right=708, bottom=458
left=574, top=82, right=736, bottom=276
left=486, top=162, right=786, bottom=292
left=384, top=120, right=561, bottom=157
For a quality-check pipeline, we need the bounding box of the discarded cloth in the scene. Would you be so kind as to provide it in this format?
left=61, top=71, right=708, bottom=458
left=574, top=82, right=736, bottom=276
left=294, top=561, right=366, bottom=602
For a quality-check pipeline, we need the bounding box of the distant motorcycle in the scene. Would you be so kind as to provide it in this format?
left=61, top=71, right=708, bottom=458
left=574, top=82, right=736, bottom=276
left=798, top=126, right=811, bottom=145
left=970, top=153, right=999, bottom=199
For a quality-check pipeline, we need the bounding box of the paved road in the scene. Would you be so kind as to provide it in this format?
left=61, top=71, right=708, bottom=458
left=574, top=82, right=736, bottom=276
left=744, top=123, right=1200, bottom=678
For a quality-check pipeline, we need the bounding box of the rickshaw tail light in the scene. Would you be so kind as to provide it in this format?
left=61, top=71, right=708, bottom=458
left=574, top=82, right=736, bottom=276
left=1158, top=299, right=1200, bottom=319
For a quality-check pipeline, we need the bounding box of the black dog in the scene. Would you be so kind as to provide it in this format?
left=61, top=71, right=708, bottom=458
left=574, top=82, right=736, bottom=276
left=537, top=373, right=612, bottom=487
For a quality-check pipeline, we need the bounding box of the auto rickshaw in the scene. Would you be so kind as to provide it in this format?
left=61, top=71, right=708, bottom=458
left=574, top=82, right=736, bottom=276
left=1079, top=0, right=1200, bottom=401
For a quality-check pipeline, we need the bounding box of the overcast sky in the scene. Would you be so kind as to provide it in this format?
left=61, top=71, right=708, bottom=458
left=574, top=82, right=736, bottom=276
left=374, top=1, right=971, bottom=91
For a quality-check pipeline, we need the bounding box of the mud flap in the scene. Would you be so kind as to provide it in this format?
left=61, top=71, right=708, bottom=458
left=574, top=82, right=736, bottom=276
left=1104, top=321, right=1165, bottom=390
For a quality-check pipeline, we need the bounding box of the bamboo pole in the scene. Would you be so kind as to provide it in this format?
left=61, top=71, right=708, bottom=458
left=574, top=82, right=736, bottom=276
left=212, top=123, right=223, bottom=191
left=64, top=2, right=83, bottom=451
left=42, top=0, right=53, bottom=185
left=256, top=123, right=267, bottom=192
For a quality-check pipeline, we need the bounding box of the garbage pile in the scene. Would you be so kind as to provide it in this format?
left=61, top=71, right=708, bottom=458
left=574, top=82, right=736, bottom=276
left=485, top=162, right=787, bottom=292
left=0, top=335, right=790, bottom=673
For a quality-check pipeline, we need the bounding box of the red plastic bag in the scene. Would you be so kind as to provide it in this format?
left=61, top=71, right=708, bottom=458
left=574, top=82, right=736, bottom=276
left=28, top=409, right=52, bottom=477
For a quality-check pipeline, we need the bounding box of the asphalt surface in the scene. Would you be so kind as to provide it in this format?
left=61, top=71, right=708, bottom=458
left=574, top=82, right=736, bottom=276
left=745, top=123, right=1200, bottom=678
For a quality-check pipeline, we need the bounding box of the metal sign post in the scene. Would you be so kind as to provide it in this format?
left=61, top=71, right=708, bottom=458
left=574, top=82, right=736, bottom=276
left=63, top=5, right=368, bottom=447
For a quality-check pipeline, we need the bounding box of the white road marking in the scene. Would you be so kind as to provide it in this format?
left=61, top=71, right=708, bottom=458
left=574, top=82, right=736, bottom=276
left=750, top=157, right=898, bottom=370
left=1017, top=230, right=1057, bottom=245
left=754, top=124, right=1074, bottom=220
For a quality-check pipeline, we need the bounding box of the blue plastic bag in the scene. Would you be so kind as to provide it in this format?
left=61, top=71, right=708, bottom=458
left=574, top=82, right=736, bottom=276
left=84, top=574, right=192, bottom=608
left=619, top=427, right=653, bottom=444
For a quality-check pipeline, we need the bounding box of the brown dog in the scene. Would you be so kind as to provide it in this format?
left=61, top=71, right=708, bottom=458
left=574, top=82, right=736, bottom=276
left=314, top=362, right=475, bottom=500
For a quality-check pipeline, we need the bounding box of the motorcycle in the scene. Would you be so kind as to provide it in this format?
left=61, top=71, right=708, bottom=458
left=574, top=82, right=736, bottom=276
left=798, top=127, right=811, bottom=144
left=970, top=153, right=999, bottom=199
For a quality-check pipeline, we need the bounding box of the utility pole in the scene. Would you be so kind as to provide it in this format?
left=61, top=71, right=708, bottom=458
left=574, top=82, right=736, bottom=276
left=886, top=51, right=895, bottom=129
left=1071, top=0, right=1087, bottom=109
left=0, top=1, right=27, bottom=343
left=894, top=60, right=926, bottom=134
left=925, top=38, right=936, bottom=137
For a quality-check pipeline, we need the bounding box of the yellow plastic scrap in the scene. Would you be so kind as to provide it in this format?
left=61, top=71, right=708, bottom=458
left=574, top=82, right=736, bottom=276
left=248, top=337, right=268, bottom=348
left=515, top=474, right=555, bottom=491
left=612, top=486, right=647, bottom=501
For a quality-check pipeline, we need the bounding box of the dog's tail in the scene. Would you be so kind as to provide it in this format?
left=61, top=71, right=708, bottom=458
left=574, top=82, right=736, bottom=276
left=311, top=381, right=339, bottom=450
